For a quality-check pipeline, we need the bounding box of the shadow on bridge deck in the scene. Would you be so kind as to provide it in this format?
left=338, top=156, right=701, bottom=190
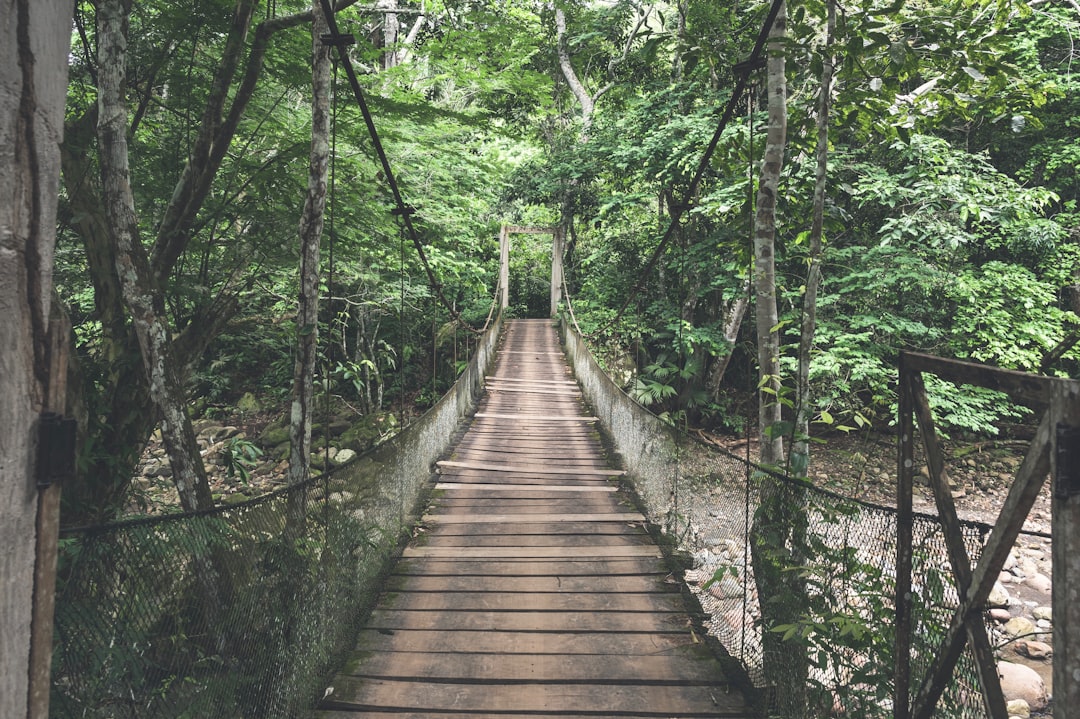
left=318, top=319, right=753, bottom=718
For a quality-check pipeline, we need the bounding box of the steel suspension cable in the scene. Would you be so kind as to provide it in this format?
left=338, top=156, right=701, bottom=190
left=586, top=0, right=784, bottom=339
left=316, top=0, right=482, bottom=335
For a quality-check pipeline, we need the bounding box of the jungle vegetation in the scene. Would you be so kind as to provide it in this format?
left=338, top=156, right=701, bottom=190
left=55, top=0, right=1080, bottom=527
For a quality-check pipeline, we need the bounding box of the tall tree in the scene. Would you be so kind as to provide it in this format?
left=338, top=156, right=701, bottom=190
left=97, top=0, right=215, bottom=512
left=791, top=0, right=836, bottom=478
left=287, top=1, right=333, bottom=491
left=0, top=0, right=73, bottom=715
left=746, top=2, right=813, bottom=714
left=752, top=0, right=787, bottom=469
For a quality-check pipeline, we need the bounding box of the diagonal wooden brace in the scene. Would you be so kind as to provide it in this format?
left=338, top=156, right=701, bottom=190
left=909, top=376, right=1056, bottom=719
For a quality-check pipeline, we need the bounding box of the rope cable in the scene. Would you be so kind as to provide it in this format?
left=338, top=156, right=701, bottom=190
left=316, top=0, right=482, bottom=335
left=585, top=0, right=784, bottom=340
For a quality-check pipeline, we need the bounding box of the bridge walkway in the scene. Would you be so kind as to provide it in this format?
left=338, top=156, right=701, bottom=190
left=319, top=318, right=751, bottom=718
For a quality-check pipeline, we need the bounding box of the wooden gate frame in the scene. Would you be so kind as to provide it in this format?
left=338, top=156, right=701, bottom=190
left=498, top=224, right=564, bottom=317
left=894, top=351, right=1080, bottom=719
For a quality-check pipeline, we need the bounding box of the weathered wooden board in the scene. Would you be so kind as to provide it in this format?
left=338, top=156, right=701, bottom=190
left=381, top=573, right=675, bottom=593
left=318, top=319, right=750, bottom=718
left=322, top=678, right=747, bottom=716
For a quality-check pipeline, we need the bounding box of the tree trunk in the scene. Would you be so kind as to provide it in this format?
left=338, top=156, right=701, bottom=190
left=0, top=1, right=73, bottom=715
left=286, top=1, right=332, bottom=497
left=753, top=0, right=788, bottom=469
left=791, top=0, right=836, bottom=479
left=746, top=4, right=811, bottom=715
left=705, top=290, right=749, bottom=399
left=97, top=0, right=213, bottom=513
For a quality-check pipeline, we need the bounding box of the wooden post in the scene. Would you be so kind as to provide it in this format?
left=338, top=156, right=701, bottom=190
left=499, top=225, right=510, bottom=310
left=27, top=315, right=72, bottom=719
left=895, top=356, right=915, bottom=719
left=1052, top=380, right=1080, bottom=718
left=550, top=227, right=564, bottom=317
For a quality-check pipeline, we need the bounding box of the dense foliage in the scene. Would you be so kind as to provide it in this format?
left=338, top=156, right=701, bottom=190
left=55, top=0, right=1079, bottom=524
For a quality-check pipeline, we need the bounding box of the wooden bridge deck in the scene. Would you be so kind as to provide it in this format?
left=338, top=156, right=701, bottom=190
left=319, top=319, right=751, bottom=718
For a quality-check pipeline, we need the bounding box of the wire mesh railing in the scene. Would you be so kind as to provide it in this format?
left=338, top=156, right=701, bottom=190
left=559, top=315, right=1038, bottom=719
left=51, top=314, right=502, bottom=718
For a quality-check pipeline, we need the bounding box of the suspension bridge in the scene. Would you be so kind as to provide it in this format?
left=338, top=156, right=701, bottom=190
left=39, top=0, right=1080, bottom=714
left=318, top=319, right=749, bottom=716
left=49, top=301, right=1080, bottom=719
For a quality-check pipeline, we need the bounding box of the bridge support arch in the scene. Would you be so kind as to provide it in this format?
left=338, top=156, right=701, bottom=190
left=498, top=224, right=565, bottom=317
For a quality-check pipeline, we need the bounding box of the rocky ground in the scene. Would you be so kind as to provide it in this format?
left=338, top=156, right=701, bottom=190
left=129, top=394, right=399, bottom=514
left=697, top=429, right=1055, bottom=717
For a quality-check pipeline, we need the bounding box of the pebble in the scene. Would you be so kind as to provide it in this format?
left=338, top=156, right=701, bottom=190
left=1025, top=573, right=1052, bottom=593
left=1032, top=606, right=1052, bottom=622
left=1016, top=640, right=1052, bottom=660
left=988, top=582, right=1010, bottom=608
left=1003, top=616, right=1036, bottom=638
left=989, top=608, right=1012, bottom=623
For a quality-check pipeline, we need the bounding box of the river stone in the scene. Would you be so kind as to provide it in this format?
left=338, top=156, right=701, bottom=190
left=1017, top=640, right=1052, bottom=660
left=1032, top=606, right=1052, bottom=621
left=1003, top=616, right=1036, bottom=638
left=998, top=661, right=1048, bottom=710
left=988, top=582, right=1010, bottom=608
left=237, top=392, right=261, bottom=413
left=1006, top=699, right=1030, bottom=718
left=1025, top=573, right=1051, bottom=593
left=331, top=448, right=357, bottom=466
left=989, top=608, right=1012, bottom=623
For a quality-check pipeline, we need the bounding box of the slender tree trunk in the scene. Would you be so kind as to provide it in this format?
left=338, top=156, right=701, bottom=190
left=97, top=0, right=213, bottom=513
left=753, top=0, right=787, bottom=469
left=791, top=0, right=836, bottom=479
left=286, top=1, right=332, bottom=498
left=705, top=290, right=749, bottom=399
left=1, top=2, right=73, bottom=715
left=746, top=4, right=811, bottom=715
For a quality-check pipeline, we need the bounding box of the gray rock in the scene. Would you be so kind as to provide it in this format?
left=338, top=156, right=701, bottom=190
left=997, top=662, right=1048, bottom=710
left=988, top=582, right=1011, bottom=608
left=331, top=448, right=357, bottom=466
left=1006, top=698, right=1030, bottom=718
left=1002, top=616, right=1036, bottom=638
left=1025, top=573, right=1051, bottom=594
left=1017, top=640, right=1052, bottom=660
left=1032, top=606, right=1052, bottom=622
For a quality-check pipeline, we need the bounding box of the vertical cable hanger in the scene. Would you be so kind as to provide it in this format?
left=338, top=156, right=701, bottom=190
left=316, top=0, right=480, bottom=334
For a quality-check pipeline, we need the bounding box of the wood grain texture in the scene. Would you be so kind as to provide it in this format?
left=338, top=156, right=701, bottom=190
left=318, top=319, right=751, bottom=718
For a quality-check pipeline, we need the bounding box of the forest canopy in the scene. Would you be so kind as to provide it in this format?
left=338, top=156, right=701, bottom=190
left=55, top=0, right=1080, bottom=523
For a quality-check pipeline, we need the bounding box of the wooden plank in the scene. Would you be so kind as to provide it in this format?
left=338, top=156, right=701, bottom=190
left=402, top=545, right=663, bottom=559
left=423, top=512, right=645, bottom=524
left=435, top=481, right=616, bottom=493
left=393, top=558, right=668, bottom=577
left=321, top=678, right=746, bottom=715
left=381, top=590, right=682, bottom=612
left=322, top=712, right=742, bottom=719
left=418, top=520, right=648, bottom=536
left=489, top=385, right=582, bottom=396
left=353, top=628, right=698, bottom=655
left=487, top=377, right=579, bottom=386
left=367, top=609, right=688, bottom=633
left=382, top=574, right=674, bottom=593
left=337, top=650, right=722, bottom=682
left=473, top=412, right=598, bottom=422
left=419, top=533, right=654, bottom=548
left=437, top=460, right=624, bottom=476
